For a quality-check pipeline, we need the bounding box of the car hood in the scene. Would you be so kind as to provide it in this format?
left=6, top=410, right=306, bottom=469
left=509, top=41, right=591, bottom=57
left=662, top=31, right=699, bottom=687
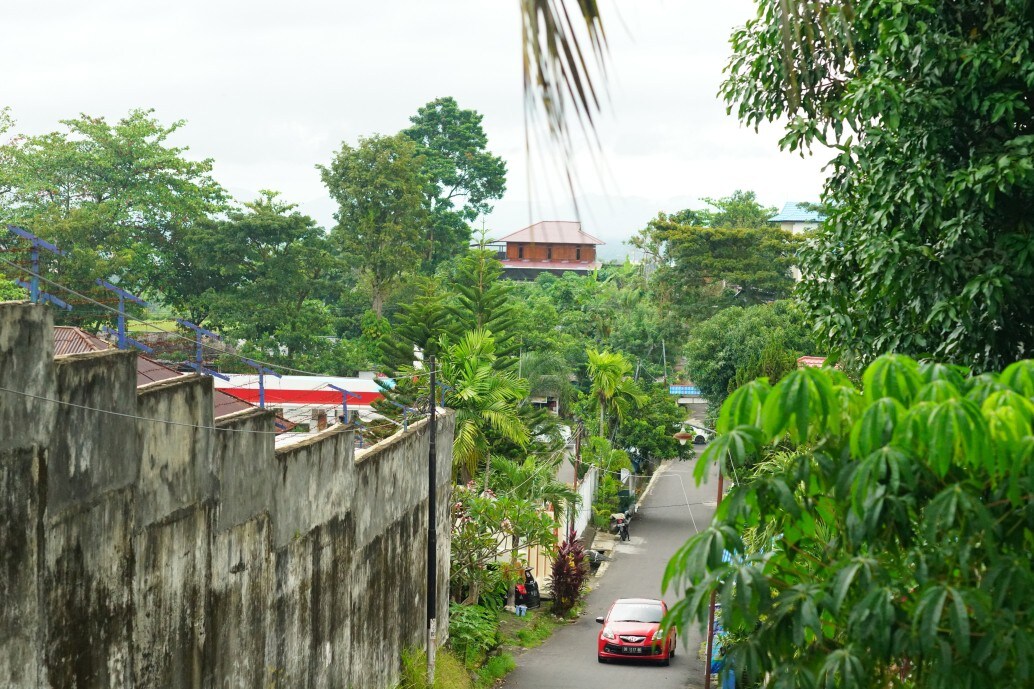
left=606, top=620, right=660, bottom=638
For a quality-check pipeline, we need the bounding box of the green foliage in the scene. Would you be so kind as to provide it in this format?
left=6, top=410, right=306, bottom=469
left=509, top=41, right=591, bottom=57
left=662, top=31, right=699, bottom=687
left=450, top=483, right=559, bottom=605
left=633, top=211, right=801, bottom=320
left=472, top=653, right=515, bottom=689
left=181, top=190, right=337, bottom=330
left=670, top=190, right=776, bottom=229
left=448, top=604, right=500, bottom=669
left=504, top=610, right=562, bottom=649
left=723, top=1, right=1034, bottom=370
left=0, top=279, right=24, bottom=301
left=585, top=348, right=647, bottom=438
left=489, top=456, right=579, bottom=525
left=447, top=248, right=519, bottom=362
left=382, top=277, right=455, bottom=366
left=665, top=354, right=1034, bottom=689
left=614, top=381, right=691, bottom=469
left=683, top=300, right=821, bottom=411
left=319, top=133, right=430, bottom=316
left=437, top=329, right=530, bottom=479
left=550, top=531, right=589, bottom=616
left=0, top=109, right=227, bottom=325
left=403, top=97, right=506, bottom=268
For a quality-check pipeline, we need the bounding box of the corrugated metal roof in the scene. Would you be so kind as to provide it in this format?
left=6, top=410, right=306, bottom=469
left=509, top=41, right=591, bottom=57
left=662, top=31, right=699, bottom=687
left=495, top=221, right=605, bottom=245
left=52, top=326, right=294, bottom=430
left=769, top=202, right=825, bottom=223
left=53, top=326, right=110, bottom=356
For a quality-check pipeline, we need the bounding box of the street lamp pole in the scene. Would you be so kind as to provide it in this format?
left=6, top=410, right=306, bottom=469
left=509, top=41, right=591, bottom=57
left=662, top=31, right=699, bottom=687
left=426, top=354, right=438, bottom=685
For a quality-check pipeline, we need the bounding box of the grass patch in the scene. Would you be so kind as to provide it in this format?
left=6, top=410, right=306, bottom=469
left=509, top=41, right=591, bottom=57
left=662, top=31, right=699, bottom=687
left=500, top=610, right=562, bottom=649
left=473, top=653, right=515, bottom=688
left=126, top=319, right=178, bottom=333
left=399, top=648, right=472, bottom=689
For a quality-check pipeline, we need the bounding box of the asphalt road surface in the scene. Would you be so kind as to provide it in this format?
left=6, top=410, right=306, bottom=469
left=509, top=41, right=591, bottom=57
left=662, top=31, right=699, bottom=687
left=503, top=454, right=718, bottom=689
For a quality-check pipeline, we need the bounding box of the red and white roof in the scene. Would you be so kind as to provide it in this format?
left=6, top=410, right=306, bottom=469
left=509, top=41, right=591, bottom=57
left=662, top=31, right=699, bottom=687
left=214, top=375, right=385, bottom=407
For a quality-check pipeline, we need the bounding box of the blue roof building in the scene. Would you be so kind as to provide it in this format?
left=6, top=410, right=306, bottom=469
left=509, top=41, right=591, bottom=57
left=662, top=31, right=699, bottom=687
left=769, top=202, right=825, bottom=223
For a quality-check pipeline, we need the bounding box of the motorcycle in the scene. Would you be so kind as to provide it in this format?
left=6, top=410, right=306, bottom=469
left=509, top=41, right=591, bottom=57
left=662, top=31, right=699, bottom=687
left=610, top=511, right=632, bottom=541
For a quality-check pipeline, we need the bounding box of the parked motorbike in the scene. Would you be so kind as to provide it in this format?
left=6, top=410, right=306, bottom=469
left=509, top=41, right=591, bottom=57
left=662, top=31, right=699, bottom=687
left=609, top=511, right=632, bottom=541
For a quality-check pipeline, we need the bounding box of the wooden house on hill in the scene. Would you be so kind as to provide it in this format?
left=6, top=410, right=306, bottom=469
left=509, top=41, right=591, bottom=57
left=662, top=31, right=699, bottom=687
left=488, top=221, right=604, bottom=280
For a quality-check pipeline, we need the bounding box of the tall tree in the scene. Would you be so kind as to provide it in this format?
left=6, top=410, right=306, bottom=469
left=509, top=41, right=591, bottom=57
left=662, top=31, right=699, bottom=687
left=633, top=212, right=801, bottom=319
left=671, top=190, right=776, bottom=229
left=722, top=0, right=1034, bottom=370
left=585, top=348, right=647, bottom=439
left=403, top=97, right=507, bottom=267
left=319, top=133, right=430, bottom=316
left=0, top=109, right=227, bottom=321
left=683, top=300, right=820, bottom=412
left=181, top=191, right=337, bottom=337
left=448, top=247, right=520, bottom=362
left=437, top=329, right=530, bottom=481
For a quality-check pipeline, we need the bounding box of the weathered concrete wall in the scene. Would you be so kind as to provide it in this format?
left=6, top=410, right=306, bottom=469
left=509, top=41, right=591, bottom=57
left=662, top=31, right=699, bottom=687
left=0, top=303, right=56, bottom=688
left=0, top=302, right=453, bottom=689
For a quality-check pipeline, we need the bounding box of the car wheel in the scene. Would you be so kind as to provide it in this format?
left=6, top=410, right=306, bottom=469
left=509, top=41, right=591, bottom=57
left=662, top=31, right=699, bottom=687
left=597, top=655, right=606, bottom=664
left=669, top=641, right=676, bottom=658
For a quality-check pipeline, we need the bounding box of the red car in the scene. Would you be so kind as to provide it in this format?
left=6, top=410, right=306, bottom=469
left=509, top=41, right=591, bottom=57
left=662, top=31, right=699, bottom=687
left=596, top=597, right=676, bottom=665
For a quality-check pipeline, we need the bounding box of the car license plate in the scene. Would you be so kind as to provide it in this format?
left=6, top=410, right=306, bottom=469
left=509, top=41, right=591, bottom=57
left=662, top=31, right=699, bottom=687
left=624, top=647, right=643, bottom=654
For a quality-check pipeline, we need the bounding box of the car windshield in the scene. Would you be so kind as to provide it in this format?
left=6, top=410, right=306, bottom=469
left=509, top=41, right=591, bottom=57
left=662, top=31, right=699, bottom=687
left=610, top=603, right=663, bottom=623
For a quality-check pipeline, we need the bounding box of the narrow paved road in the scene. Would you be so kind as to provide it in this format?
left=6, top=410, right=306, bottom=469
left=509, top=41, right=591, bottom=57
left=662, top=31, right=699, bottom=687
left=503, top=454, right=717, bottom=689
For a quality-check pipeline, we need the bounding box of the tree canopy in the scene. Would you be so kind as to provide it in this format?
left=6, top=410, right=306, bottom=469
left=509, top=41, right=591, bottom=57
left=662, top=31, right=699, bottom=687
left=403, top=97, right=506, bottom=268
left=683, top=300, right=821, bottom=412
left=319, top=133, right=430, bottom=317
left=722, top=0, right=1034, bottom=370
left=633, top=208, right=801, bottom=322
left=666, top=354, right=1034, bottom=689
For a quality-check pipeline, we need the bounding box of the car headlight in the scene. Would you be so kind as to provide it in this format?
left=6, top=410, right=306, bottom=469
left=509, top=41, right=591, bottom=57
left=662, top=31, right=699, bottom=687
left=602, top=628, right=615, bottom=640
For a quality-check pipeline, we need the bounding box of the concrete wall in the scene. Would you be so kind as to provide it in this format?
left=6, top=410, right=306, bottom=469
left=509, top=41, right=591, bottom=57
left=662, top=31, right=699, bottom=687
left=0, top=302, right=453, bottom=689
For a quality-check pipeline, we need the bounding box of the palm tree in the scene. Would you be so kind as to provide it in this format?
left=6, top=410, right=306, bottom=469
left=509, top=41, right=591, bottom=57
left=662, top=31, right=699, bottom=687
left=520, top=349, right=575, bottom=414
left=585, top=348, right=647, bottom=439
left=490, top=455, right=580, bottom=524
left=438, top=329, right=531, bottom=482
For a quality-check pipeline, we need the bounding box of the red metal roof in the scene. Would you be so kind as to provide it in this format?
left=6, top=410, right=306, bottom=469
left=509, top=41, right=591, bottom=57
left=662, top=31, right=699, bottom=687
left=52, top=326, right=293, bottom=430
left=797, top=356, right=827, bottom=368
left=495, top=221, right=604, bottom=245
left=53, top=326, right=110, bottom=356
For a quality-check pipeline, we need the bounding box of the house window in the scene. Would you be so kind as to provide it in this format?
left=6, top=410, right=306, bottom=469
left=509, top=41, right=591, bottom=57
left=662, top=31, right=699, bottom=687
left=546, top=247, right=553, bottom=260
left=576, top=246, right=581, bottom=260
left=518, top=246, right=524, bottom=259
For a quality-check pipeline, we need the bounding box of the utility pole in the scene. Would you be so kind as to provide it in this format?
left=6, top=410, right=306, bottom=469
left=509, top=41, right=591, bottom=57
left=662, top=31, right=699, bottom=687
left=703, top=468, right=725, bottom=689
left=426, top=353, right=438, bottom=686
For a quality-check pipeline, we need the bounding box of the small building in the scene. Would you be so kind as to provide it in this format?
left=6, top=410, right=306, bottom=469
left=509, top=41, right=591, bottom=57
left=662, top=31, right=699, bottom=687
left=769, top=202, right=825, bottom=235
left=488, top=221, right=604, bottom=280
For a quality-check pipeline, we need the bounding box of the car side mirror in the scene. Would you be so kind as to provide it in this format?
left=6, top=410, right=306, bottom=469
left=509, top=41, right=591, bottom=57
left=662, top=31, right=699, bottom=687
left=595, top=616, right=605, bottom=624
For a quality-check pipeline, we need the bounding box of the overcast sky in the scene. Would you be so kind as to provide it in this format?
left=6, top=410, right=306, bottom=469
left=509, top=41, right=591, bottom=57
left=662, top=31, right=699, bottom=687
left=4, top=0, right=826, bottom=258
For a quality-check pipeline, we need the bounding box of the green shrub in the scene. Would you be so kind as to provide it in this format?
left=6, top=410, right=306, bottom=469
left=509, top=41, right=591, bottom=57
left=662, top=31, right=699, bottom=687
left=447, top=603, right=500, bottom=668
